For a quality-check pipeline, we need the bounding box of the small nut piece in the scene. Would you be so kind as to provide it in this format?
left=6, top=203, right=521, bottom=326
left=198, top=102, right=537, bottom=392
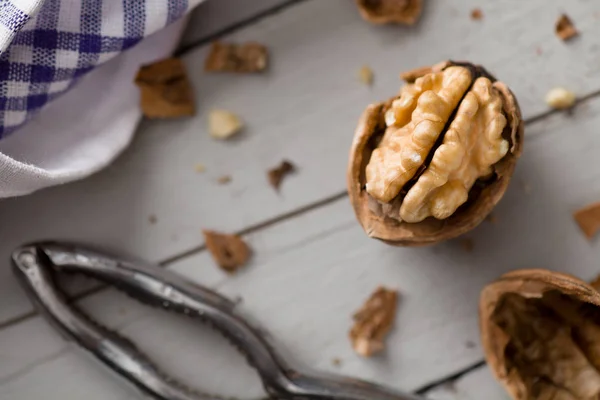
left=356, top=0, right=422, bottom=25
left=545, top=87, right=576, bottom=110
left=267, top=160, right=296, bottom=191
left=573, top=201, right=600, bottom=240
left=556, top=14, right=578, bottom=42
left=348, top=61, right=523, bottom=245
left=204, top=41, right=268, bottom=73
left=203, top=230, right=251, bottom=273
left=358, top=65, right=374, bottom=86
left=349, top=286, right=398, bottom=357
left=480, top=269, right=600, bottom=400
left=135, top=58, right=195, bottom=118
left=208, top=110, right=243, bottom=139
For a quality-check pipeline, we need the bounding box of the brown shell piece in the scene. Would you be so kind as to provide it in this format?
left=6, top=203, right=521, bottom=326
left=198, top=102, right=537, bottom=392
left=134, top=58, right=195, bottom=119
left=203, top=230, right=251, bottom=273
left=573, top=201, right=600, bottom=240
left=356, top=0, right=422, bottom=25
left=480, top=269, right=600, bottom=400
left=347, top=61, right=523, bottom=246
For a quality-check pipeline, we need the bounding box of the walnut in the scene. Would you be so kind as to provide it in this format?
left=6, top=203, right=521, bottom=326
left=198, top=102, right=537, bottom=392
left=349, top=287, right=398, bottom=357
left=134, top=58, right=195, bottom=118
left=356, top=0, right=422, bottom=25
left=204, top=41, right=268, bottom=73
left=480, top=269, right=600, bottom=400
left=347, top=61, right=523, bottom=246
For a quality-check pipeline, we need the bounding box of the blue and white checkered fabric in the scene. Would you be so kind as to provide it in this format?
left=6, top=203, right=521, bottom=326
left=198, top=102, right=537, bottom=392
left=0, top=0, right=198, bottom=138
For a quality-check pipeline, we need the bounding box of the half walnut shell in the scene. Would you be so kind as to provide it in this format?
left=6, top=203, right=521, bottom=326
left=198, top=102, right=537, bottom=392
left=480, top=269, right=600, bottom=400
left=347, top=61, right=523, bottom=246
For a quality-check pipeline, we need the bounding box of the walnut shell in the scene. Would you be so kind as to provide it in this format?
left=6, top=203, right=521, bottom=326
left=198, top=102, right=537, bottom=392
left=347, top=61, right=523, bottom=246
left=480, top=269, right=600, bottom=400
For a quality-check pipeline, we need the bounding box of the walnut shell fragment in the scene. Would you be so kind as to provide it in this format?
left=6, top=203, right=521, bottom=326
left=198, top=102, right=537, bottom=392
left=347, top=61, right=523, bottom=246
left=356, top=0, right=422, bottom=25
left=556, top=14, right=578, bottom=42
left=349, top=286, right=398, bottom=357
left=574, top=202, right=600, bottom=240
left=203, top=230, right=251, bottom=273
left=480, top=269, right=600, bottom=400
left=135, top=58, right=195, bottom=118
left=267, top=160, right=296, bottom=191
left=204, top=41, right=268, bottom=73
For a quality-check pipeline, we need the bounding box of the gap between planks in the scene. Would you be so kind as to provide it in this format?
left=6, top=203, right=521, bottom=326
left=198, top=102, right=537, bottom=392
left=176, top=0, right=308, bottom=57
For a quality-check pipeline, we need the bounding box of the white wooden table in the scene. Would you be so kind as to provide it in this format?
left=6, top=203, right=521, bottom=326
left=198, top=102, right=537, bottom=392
left=1, top=0, right=600, bottom=398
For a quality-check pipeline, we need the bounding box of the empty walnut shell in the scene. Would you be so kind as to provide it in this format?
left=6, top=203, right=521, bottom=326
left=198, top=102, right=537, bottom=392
left=480, top=269, right=600, bottom=400
left=347, top=61, right=523, bottom=246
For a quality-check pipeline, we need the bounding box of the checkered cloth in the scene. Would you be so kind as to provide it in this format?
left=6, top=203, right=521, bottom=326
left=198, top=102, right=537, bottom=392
left=0, top=0, right=201, bottom=138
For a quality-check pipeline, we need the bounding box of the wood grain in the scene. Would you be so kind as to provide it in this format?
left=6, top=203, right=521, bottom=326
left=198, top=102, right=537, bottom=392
left=0, top=0, right=599, bottom=328
left=3, top=95, right=600, bottom=396
left=2, top=1, right=600, bottom=396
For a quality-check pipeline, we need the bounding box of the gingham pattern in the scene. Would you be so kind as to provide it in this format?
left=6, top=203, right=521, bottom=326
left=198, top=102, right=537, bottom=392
left=0, top=0, right=200, bottom=138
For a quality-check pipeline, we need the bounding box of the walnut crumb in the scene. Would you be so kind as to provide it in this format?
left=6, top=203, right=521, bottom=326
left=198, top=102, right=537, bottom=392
left=268, top=160, right=296, bottom=190
left=148, top=214, right=157, bottom=224
left=195, top=163, right=206, bottom=173
left=545, top=87, right=576, bottom=110
left=134, top=58, right=195, bottom=119
left=460, top=238, right=474, bottom=253
left=208, top=110, right=243, bottom=139
left=556, top=14, right=578, bottom=41
left=470, top=8, right=483, bottom=20
left=217, top=175, right=232, bottom=185
left=349, top=286, right=398, bottom=357
left=331, top=358, right=342, bottom=367
left=204, top=41, right=268, bottom=73
left=203, top=230, right=251, bottom=273
left=358, top=66, right=374, bottom=86
left=574, top=202, right=600, bottom=240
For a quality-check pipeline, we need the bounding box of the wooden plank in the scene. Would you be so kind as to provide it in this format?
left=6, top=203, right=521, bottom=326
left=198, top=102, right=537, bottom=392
left=4, top=94, right=600, bottom=397
left=180, top=0, right=296, bottom=50
left=426, top=366, right=506, bottom=400
left=1, top=0, right=600, bottom=328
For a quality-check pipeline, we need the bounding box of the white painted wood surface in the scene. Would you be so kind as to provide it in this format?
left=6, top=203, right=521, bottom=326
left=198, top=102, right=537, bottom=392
left=426, top=366, right=507, bottom=400
left=4, top=96, right=600, bottom=397
left=1, top=0, right=600, bottom=327
left=2, top=0, right=600, bottom=398
left=180, top=0, right=292, bottom=48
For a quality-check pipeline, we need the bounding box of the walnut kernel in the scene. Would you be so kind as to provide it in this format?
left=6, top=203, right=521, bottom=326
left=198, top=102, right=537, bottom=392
left=481, top=269, right=600, bottom=400
left=349, top=286, right=398, bottom=357
left=358, top=65, right=374, bottom=86
left=545, top=87, right=576, bottom=109
left=208, top=110, right=243, bottom=139
left=348, top=61, right=523, bottom=245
